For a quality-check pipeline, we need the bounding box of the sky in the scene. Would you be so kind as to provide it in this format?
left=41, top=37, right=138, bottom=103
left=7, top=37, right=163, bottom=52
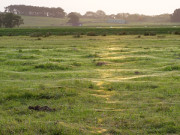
left=0, top=0, right=180, bottom=15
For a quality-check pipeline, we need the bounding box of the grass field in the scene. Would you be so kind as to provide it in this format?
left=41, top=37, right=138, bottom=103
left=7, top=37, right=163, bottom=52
left=0, top=27, right=180, bottom=36
left=0, top=34, right=180, bottom=134
left=20, top=15, right=180, bottom=28
left=21, top=16, right=106, bottom=27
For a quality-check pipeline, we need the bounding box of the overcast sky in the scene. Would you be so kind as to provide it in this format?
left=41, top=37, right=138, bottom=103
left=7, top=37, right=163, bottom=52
left=0, top=0, right=179, bottom=15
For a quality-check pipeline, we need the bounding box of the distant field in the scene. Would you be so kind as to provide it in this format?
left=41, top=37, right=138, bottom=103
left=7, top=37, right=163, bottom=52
left=0, top=34, right=180, bottom=134
left=0, top=16, right=179, bottom=37
left=20, top=15, right=180, bottom=27
left=21, top=16, right=106, bottom=27
left=21, top=16, right=68, bottom=27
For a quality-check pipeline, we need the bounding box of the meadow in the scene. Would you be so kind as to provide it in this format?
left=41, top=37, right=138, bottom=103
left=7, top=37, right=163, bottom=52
left=0, top=33, right=180, bottom=134
left=0, top=27, right=180, bottom=36
left=20, top=15, right=180, bottom=28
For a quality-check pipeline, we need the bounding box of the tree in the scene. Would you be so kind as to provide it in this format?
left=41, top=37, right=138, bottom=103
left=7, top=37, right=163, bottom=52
left=83, top=11, right=97, bottom=18
left=96, top=10, right=106, bottom=19
left=83, top=10, right=106, bottom=19
left=0, top=13, right=24, bottom=28
left=116, top=13, right=129, bottom=19
left=0, top=14, right=3, bottom=27
left=171, top=9, right=180, bottom=22
left=71, top=12, right=82, bottom=18
left=5, top=5, right=66, bottom=18
left=13, top=14, right=24, bottom=27
left=68, top=12, right=80, bottom=26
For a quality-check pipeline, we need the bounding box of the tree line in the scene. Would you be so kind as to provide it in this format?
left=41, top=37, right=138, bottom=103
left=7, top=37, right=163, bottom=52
left=5, top=5, right=66, bottom=18
left=1, top=5, right=180, bottom=28
left=4, top=5, right=180, bottom=23
left=67, top=9, right=180, bottom=25
left=171, top=9, right=180, bottom=22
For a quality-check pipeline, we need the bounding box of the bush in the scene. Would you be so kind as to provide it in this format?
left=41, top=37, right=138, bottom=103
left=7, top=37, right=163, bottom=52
left=174, top=31, right=180, bottom=35
left=136, top=35, right=141, bottom=38
left=0, top=13, right=24, bottom=28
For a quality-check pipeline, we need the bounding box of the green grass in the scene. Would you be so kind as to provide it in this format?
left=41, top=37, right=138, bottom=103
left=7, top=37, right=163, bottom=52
left=20, top=15, right=180, bottom=28
left=0, top=27, right=180, bottom=36
left=0, top=34, right=180, bottom=134
left=21, top=15, right=68, bottom=27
